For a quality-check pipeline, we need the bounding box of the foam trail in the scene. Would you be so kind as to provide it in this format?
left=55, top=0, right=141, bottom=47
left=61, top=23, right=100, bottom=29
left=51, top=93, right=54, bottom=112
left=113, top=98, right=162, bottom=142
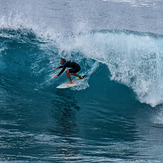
left=71, top=61, right=99, bottom=91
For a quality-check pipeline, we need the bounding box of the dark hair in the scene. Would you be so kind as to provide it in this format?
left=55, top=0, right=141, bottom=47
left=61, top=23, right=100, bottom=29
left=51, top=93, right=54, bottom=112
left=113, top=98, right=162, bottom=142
left=61, top=58, right=66, bottom=63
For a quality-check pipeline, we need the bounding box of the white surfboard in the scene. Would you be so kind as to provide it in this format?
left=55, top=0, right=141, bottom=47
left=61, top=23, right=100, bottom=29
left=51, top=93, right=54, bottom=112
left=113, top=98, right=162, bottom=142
left=57, top=75, right=87, bottom=89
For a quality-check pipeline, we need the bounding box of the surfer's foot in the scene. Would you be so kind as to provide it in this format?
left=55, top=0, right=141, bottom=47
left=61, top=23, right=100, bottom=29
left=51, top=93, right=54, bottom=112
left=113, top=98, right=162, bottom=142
left=66, top=81, right=73, bottom=84
left=79, top=76, right=83, bottom=79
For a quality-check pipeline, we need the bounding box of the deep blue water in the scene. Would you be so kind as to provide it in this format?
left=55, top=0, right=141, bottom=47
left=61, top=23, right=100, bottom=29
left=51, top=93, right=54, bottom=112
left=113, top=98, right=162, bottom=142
left=1, top=0, right=163, bottom=162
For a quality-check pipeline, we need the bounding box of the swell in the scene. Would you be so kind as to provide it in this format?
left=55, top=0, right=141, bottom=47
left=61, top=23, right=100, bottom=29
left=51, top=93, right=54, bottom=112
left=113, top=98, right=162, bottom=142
left=0, top=28, right=163, bottom=107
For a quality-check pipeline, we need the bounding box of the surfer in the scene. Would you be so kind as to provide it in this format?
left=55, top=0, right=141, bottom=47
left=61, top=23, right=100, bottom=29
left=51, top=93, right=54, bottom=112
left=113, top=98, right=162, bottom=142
left=53, top=58, right=83, bottom=84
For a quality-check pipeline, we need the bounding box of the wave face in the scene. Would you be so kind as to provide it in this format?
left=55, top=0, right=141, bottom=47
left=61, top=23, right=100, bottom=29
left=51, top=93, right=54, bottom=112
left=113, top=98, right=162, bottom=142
left=1, top=29, right=163, bottom=107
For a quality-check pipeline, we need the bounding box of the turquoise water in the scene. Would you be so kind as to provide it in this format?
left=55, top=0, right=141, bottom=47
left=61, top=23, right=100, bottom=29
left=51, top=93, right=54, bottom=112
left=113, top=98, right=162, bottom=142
left=1, top=0, right=163, bottom=162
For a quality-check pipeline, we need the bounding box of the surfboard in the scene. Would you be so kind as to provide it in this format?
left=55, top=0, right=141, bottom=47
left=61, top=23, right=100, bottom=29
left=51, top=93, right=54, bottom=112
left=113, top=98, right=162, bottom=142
left=57, top=75, right=87, bottom=89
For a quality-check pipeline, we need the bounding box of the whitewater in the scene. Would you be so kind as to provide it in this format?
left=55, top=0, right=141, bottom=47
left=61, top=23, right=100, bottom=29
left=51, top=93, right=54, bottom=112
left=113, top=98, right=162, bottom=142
left=1, top=0, right=163, bottom=162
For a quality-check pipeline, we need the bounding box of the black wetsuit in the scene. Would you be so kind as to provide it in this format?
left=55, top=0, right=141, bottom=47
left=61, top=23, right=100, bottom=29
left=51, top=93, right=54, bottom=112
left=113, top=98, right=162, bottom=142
left=57, top=61, right=81, bottom=76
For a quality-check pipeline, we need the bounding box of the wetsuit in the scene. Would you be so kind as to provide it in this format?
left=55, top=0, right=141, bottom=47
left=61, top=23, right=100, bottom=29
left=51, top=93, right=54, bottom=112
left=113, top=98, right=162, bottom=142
left=57, top=61, right=81, bottom=76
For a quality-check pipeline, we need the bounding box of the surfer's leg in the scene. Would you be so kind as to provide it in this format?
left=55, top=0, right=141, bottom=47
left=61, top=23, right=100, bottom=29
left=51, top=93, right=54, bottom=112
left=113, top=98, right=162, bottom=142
left=71, top=73, right=83, bottom=79
left=69, top=67, right=83, bottom=79
left=66, top=70, right=73, bottom=84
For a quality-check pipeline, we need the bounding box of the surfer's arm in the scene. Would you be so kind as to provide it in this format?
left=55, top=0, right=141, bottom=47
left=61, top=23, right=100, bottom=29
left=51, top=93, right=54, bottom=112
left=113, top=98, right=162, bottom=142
left=54, top=66, right=63, bottom=70
left=57, top=66, right=66, bottom=76
left=53, top=66, right=65, bottom=78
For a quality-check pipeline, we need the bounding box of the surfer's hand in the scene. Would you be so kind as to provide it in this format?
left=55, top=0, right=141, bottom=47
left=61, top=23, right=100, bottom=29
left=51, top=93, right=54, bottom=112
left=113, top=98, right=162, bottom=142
left=53, top=76, right=58, bottom=78
left=54, top=67, right=58, bottom=70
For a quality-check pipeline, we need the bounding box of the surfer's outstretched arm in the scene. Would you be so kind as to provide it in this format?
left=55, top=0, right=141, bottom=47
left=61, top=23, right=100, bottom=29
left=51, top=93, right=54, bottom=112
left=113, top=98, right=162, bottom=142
left=53, top=66, right=66, bottom=78
left=53, top=66, right=65, bottom=78
left=54, top=66, right=63, bottom=70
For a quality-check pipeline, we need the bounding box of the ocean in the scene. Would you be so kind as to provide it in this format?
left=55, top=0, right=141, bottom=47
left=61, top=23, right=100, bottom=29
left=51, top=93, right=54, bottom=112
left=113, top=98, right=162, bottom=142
left=1, top=0, right=163, bottom=162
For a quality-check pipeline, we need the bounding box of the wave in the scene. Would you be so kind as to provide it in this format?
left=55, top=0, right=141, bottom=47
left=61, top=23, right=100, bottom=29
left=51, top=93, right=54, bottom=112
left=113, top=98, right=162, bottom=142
left=0, top=28, right=163, bottom=107
left=101, top=0, right=159, bottom=7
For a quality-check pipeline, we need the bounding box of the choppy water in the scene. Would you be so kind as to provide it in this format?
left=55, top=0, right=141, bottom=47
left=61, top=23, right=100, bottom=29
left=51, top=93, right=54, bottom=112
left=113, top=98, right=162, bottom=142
left=1, top=0, right=163, bottom=162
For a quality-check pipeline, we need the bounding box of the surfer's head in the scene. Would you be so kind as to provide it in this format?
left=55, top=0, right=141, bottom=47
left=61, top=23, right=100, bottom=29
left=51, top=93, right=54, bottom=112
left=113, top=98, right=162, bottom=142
left=60, top=58, right=66, bottom=65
